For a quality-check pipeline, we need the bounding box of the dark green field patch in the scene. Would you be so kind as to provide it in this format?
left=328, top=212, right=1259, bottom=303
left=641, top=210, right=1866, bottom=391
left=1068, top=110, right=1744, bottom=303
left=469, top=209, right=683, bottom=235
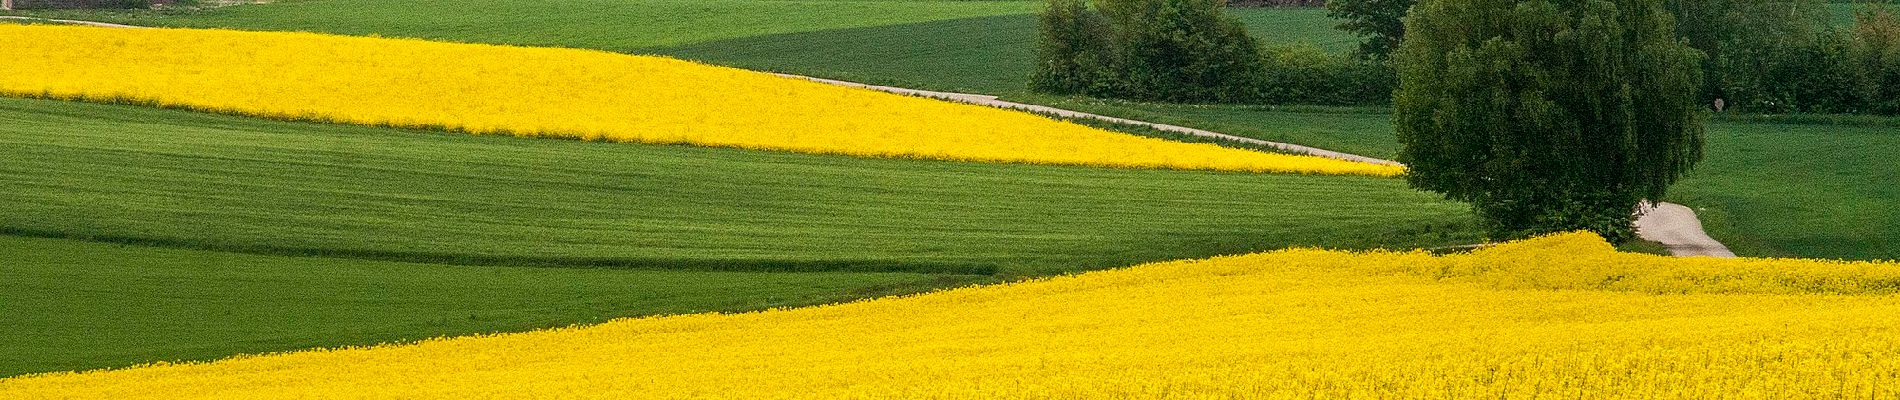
left=0, top=235, right=961, bottom=377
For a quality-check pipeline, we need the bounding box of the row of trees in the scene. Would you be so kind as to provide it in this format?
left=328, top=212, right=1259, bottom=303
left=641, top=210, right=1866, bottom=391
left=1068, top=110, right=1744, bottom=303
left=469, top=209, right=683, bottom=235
left=1037, top=0, right=1900, bottom=114
left=1032, top=0, right=1396, bottom=105
left=1331, top=0, right=1900, bottom=114
left=1034, top=0, right=1895, bottom=242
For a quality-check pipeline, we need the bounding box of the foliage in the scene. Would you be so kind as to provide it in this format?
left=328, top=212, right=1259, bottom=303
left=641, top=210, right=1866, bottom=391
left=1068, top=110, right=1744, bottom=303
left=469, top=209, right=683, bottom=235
left=1259, top=44, right=1396, bottom=105
left=1852, top=4, right=1900, bottom=115
left=1030, top=0, right=1115, bottom=95
left=0, top=25, right=1398, bottom=176
left=1326, top=0, right=1416, bottom=59
left=7, top=233, right=1900, bottom=398
left=1032, top=0, right=1271, bottom=103
left=1667, top=0, right=1830, bottom=112
left=1031, top=1, right=1398, bottom=106
left=1662, top=0, right=1900, bottom=115
left=1393, top=0, right=1707, bottom=243
left=1096, top=0, right=1269, bottom=102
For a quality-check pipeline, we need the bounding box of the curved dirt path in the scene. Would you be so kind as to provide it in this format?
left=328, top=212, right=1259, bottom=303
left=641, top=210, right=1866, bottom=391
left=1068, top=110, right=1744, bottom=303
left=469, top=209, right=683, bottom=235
left=775, top=74, right=1734, bottom=258
left=0, top=16, right=149, bottom=28
left=1636, top=202, right=1736, bottom=257
left=0, top=17, right=1730, bottom=257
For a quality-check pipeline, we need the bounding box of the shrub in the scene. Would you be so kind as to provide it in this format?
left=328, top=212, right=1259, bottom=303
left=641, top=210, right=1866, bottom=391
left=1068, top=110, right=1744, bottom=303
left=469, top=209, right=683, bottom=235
left=1259, top=45, right=1395, bottom=106
left=1031, top=0, right=1269, bottom=103
left=1326, top=0, right=1416, bottom=60
left=1394, top=0, right=1707, bottom=243
left=1667, top=0, right=1832, bottom=112
left=1097, top=0, right=1268, bottom=102
left=1853, top=5, right=1900, bottom=115
left=1031, top=0, right=1118, bottom=95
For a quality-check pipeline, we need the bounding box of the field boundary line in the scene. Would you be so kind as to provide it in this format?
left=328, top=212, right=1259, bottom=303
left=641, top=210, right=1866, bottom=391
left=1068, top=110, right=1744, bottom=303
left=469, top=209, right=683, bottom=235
left=0, top=15, right=149, bottom=28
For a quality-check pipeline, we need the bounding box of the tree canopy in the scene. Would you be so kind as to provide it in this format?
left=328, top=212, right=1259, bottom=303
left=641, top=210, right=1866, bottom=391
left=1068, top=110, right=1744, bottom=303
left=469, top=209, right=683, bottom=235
left=1393, top=0, right=1707, bottom=242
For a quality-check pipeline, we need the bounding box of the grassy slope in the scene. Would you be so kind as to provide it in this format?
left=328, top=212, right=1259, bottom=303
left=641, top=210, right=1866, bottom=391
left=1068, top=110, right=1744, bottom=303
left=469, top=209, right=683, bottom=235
left=0, top=97, right=1478, bottom=275
left=1669, top=121, right=1900, bottom=260
left=0, top=234, right=954, bottom=377
left=0, top=95, right=1477, bottom=376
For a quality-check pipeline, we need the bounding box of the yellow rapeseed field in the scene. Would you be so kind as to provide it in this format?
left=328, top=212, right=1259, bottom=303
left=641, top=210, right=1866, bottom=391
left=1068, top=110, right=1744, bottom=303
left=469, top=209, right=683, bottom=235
left=4, top=232, right=1897, bottom=399
left=0, top=25, right=1399, bottom=176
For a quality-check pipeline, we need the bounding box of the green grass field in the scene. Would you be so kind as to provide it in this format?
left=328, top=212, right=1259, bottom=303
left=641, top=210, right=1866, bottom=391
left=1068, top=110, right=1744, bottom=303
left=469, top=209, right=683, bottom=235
left=0, top=96, right=1479, bottom=376
left=0, top=97, right=1476, bottom=276
left=1669, top=120, right=1900, bottom=260
left=4, top=0, right=1892, bottom=380
left=0, top=235, right=954, bottom=377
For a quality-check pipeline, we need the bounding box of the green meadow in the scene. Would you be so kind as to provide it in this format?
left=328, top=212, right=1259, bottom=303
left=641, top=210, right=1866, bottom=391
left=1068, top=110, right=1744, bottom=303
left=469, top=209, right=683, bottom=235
left=2, top=0, right=1893, bottom=380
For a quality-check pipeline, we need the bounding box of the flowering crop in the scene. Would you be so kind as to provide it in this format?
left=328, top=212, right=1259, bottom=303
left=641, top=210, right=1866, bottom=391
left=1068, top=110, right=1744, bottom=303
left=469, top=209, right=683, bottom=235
left=0, top=25, right=1399, bottom=177
left=5, top=232, right=1897, bottom=399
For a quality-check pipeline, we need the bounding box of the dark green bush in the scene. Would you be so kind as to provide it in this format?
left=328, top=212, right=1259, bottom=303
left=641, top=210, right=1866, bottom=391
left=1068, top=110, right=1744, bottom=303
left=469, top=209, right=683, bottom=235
left=1258, top=45, right=1395, bottom=106
left=1031, top=0, right=1118, bottom=95
left=1031, top=0, right=1268, bottom=103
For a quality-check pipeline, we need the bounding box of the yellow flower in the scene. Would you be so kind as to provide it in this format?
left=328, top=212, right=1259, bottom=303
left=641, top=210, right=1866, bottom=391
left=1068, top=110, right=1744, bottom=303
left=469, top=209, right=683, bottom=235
left=4, top=232, right=1895, bottom=399
left=0, top=25, right=1400, bottom=177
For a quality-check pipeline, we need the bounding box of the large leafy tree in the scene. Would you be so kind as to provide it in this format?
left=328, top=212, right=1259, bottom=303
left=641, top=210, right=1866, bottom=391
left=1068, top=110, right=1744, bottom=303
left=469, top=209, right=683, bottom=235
left=1393, top=0, right=1706, bottom=242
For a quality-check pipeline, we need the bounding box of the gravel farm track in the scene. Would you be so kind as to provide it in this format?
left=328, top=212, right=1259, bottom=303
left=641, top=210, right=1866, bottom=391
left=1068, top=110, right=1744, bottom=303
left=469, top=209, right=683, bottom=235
left=2, top=15, right=1735, bottom=257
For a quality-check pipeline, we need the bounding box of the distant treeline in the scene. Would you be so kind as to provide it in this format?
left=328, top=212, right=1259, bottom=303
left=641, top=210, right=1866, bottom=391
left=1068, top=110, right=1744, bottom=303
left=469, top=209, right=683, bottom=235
left=1036, top=0, right=1900, bottom=116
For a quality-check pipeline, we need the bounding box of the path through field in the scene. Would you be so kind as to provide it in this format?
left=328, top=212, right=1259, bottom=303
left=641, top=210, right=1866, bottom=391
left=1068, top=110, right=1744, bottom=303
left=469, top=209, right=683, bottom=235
left=0, top=15, right=143, bottom=28
left=1636, top=202, right=1738, bottom=257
